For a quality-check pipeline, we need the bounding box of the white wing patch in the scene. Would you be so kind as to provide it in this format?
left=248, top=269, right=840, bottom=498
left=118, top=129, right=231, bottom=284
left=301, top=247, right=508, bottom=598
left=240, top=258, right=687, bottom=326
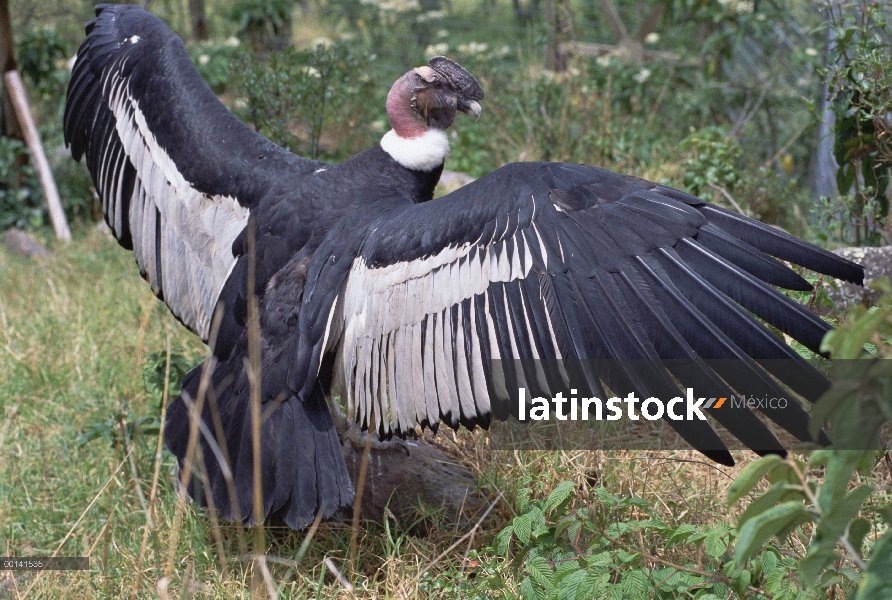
left=331, top=218, right=564, bottom=434
left=103, top=71, right=249, bottom=340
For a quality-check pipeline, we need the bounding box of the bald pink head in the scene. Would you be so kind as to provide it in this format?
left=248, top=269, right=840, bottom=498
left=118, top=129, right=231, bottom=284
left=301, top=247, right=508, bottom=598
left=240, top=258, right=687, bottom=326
left=385, top=58, right=484, bottom=139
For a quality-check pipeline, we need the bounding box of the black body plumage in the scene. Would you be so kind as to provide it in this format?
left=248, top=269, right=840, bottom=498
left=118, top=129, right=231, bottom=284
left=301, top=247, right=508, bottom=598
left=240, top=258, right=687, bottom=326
left=65, top=5, right=864, bottom=529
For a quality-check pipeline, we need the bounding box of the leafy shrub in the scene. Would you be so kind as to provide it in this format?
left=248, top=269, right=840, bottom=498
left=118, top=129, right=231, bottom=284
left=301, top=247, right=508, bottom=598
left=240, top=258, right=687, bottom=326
left=681, top=125, right=744, bottom=197
left=485, top=479, right=808, bottom=599
left=188, top=37, right=246, bottom=94
left=0, top=138, right=43, bottom=231
left=78, top=350, right=199, bottom=450
left=726, top=284, right=892, bottom=599
left=16, top=28, right=71, bottom=101
left=320, top=0, right=448, bottom=64
left=52, top=150, right=98, bottom=223
left=228, top=0, right=295, bottom=52
left=143, top=350, right=200, bottom=404
left=818, top=0, right=892, bottom=246
left=0, top=136, right=96, bottom=232
left=679, top=126, right=808, bottom=235
left=77, top=402, right=161, bottom=449
left=238, top=42, right=380, bottom=160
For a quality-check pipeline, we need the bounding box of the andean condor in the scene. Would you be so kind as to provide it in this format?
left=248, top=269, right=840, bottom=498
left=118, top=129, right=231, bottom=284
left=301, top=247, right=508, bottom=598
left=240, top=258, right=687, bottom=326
left=64, top=4, right=864, bottom=529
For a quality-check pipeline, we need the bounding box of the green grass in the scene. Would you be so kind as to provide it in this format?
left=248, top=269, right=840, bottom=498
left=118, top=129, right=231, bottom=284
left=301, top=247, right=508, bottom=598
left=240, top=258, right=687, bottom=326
left=0, top=227, right=783, bottom=598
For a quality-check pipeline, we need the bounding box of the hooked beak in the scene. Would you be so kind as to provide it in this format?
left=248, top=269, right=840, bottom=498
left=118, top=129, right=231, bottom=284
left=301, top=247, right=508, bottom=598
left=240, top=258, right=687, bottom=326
left=458, top=99, right=483, bottom=120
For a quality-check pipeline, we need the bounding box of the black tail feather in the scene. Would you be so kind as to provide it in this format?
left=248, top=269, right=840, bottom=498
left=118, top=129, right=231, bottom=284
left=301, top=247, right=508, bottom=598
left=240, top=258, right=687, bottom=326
left=165, top=360, right=353, bottom=530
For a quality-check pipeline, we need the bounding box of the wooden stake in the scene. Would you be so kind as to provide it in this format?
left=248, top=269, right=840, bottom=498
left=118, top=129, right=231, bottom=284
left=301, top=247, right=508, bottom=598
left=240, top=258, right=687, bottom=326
left=3, top=69, right=71, bottom=242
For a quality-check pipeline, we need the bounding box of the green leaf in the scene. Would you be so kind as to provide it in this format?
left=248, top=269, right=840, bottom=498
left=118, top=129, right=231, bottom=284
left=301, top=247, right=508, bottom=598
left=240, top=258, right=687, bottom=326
left=668, top=524, right=699, bottom=545
left=760, top=549, right=778, bottom=576
left=555, top=516, right=578, bottom=542
left=820, top=452, right=871, bottom=513
left=526, top=556, right=554, bottom=590
left=520, top=575, right=545, bottom=600
left=528, top=505, right=546, bottom=529
left=854, top=530, right=892, bottom=599
left=799, top=542, right=841, bottom=587
left=838, top=566, right=862, bottom=584
left=824, top=308, right=891, bottom=359
left=495, top=526, right=514, bottom=555
left=620, top=569, right=649, bottom=600
left=555, top=569, right=585, bottom=600
left=848, top=517, right=871, bottom=555
left=727, top=455, right=783, bottom=505
left=704, top=526, right=729, bottom=558
left=730, top=569, right=751, bottom=596
left=734, top=502, right=811, bottom=567
left=513, top=514, right=533, bottom=545
left=738, top=482, right=805, bottom=528
left=820, top=484, right=873, bottom=540
left=873, top=503, right=892, bottom=525
left=836, top=162, right=856, bottom=194
left=545, top=481, right=575, bottom=514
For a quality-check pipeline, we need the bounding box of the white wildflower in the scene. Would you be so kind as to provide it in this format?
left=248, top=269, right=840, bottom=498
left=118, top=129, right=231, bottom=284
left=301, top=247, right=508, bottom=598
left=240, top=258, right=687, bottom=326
left=303, top=66, right=321, bottom=78
left=458, top=41, right=488, bottom=55
left=225, top=36, right=240, bottom=47
left=718, top=0, right=752, bottom=12
left=425, top=43, right=449, bottom=56
left=805, top=47, right=818, bottom=57
left=198, top=54, right=210, bottom=65
left=568, top=67, right=581, bottom=77
left=234, top=98, right=247, bottom=110
left=371, top=119, right=385, bottom=132
left=596, top=55, right=612, bottom=67
left=644, top=32, right=659, bottom=44
left=416, top=9, right=444, bottom=22
left=496, top=45, right=511, bottom=57
left=436, top=29, right=449, bottom=39
left=633, top=68, right=651, bottom=83
left=311, top=36, right=333, bottom=48
left=374, top=0, right=419, bottom=11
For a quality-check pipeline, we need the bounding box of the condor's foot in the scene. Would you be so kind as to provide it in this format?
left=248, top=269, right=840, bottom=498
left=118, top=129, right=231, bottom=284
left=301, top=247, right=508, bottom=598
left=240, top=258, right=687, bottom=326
left=339, top=423, right=411, bottom=454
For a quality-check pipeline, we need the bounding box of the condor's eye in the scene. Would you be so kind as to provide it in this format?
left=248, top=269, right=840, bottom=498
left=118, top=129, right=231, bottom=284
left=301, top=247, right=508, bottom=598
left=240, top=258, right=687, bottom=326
left=434, top=81, right=443, bottom=89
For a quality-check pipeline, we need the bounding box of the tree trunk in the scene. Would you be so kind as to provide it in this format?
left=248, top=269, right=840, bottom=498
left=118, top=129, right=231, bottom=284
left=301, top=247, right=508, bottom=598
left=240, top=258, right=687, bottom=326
left=0, top=0, right=23, bottom=141
left=4, top=70, right=72, bottom=241
left=636, top=1, right=665, bottom=42
left=188, top=0, right=208, bottom=42
left=543, top=0, right=568, bottom=71
left=813, top=14, right=838, bottom=200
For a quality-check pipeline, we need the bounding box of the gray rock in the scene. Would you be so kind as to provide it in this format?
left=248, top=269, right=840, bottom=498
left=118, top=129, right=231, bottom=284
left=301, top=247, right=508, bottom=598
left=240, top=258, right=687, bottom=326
left=3, top=228, right=49, bottom=258
left=829, top=246, right=892, bottom=309
left=436, top=170, right=476, bottom=195
left=340, top=435, right=488, bottom=531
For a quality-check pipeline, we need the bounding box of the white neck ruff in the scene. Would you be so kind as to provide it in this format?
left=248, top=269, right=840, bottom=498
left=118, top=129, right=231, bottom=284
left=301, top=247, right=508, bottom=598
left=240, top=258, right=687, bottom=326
left=380, top=129, right=449, bottom=172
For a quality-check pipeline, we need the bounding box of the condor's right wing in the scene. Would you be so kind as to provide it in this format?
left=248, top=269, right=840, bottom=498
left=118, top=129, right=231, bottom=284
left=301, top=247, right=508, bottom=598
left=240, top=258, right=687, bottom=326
left=64, top=4, right=324, bottom=340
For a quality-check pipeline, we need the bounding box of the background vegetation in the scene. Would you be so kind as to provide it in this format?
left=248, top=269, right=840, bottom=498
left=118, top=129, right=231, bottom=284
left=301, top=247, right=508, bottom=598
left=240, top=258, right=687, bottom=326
left=1, top=0, right=891, bottom=598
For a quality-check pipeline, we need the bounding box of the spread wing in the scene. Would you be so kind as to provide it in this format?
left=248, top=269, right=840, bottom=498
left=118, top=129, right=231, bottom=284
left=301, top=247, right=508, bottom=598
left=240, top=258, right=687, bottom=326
left=295, top=162, right=863, bottom=465
left=64, top=4, right=325, bottom=340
